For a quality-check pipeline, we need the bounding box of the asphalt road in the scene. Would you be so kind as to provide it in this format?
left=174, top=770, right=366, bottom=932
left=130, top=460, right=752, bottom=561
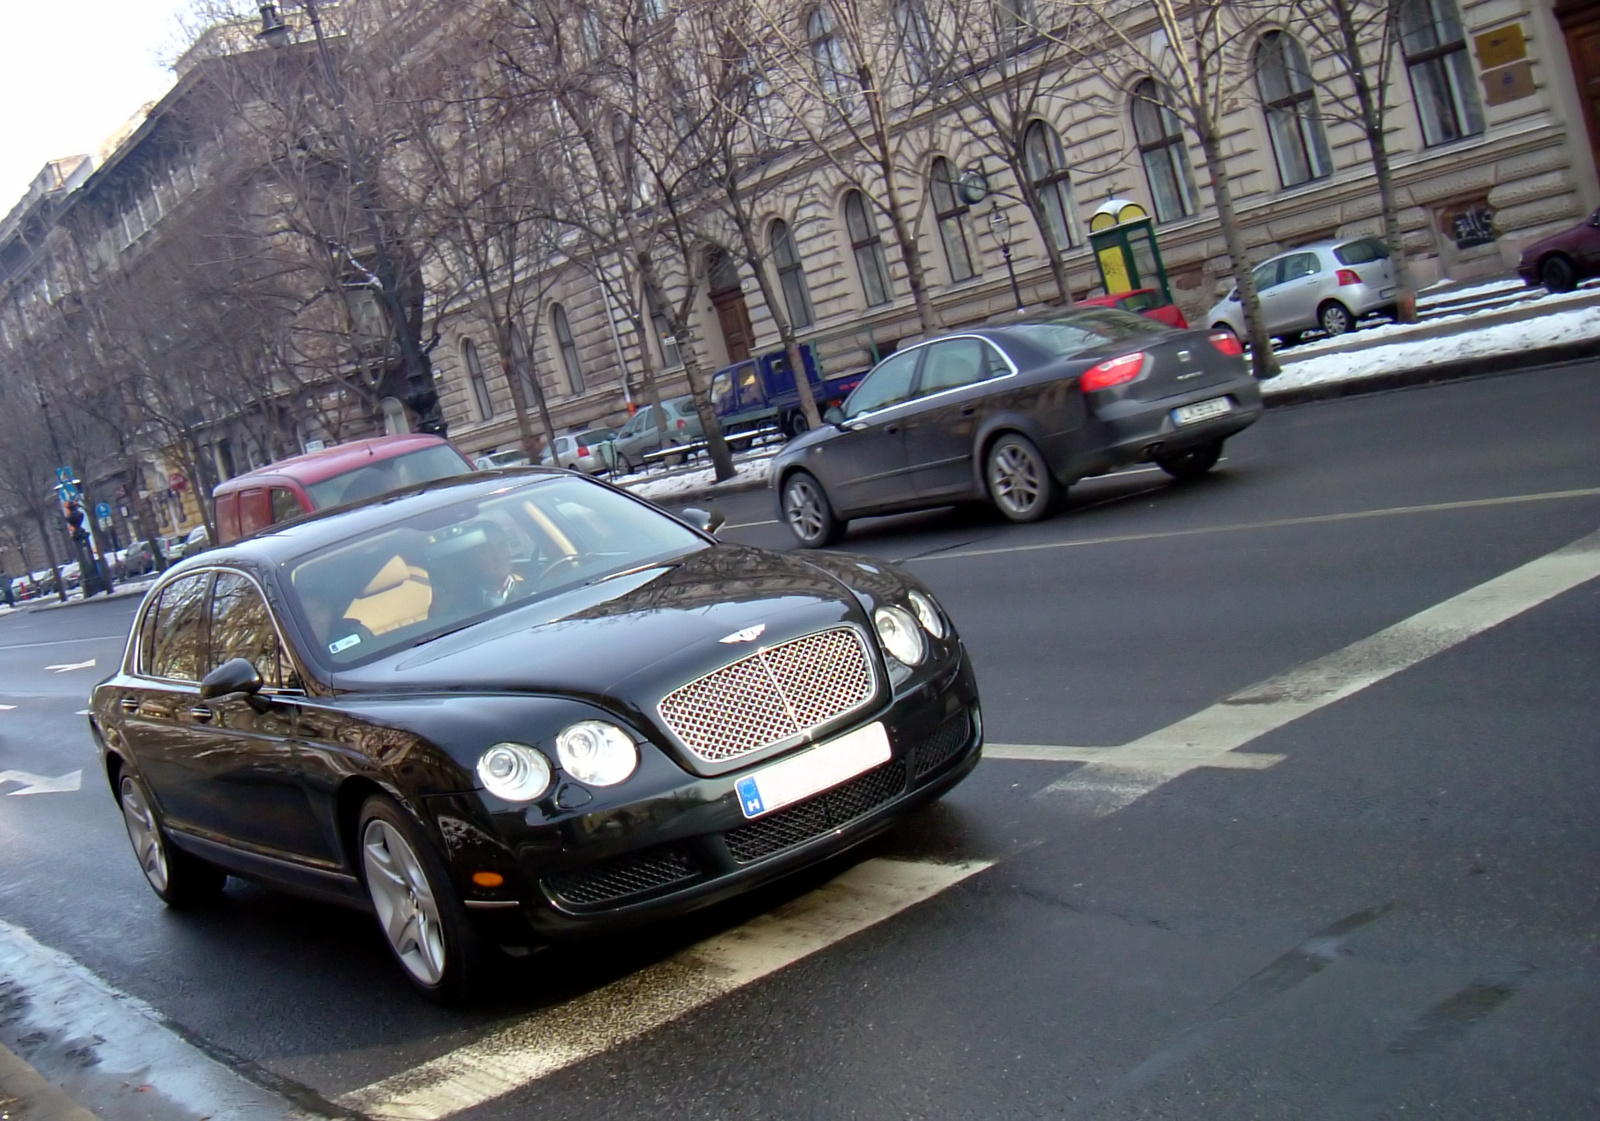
left=1, top=363, right=1597, bottom=1119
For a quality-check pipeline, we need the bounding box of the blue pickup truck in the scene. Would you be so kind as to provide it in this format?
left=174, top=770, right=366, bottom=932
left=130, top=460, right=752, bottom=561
left=710, top=344, right=867, bottom=438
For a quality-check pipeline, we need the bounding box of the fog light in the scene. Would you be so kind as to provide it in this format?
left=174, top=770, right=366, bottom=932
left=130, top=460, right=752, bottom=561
left=873, top=605, right=926, bottom=666
left=556, top=721, right=638, bottom=786
left=476, top=742, right=553, bottom=802
left=906, top=590, right=945, bottom=638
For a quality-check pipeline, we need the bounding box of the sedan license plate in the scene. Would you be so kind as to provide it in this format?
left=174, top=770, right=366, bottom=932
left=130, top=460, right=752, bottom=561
left=735, top=722, right=892, bottom=818
left=1172, top=397, right=1232, bottom=425
left=1380, top=287, right=1396, bottom=298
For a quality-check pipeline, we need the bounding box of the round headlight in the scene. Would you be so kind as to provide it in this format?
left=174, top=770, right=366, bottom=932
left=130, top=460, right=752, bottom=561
left=476, top=742, right=553, bottom=802
left=556, top=721, right=639, bottom=786
left=873, top=605, right=926, bottom=666
left=906, top=590, right=945, bottom=639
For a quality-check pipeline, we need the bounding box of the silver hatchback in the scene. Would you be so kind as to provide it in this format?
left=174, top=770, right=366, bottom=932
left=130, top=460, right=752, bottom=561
left=1207, top=237, right=1397, bottom=344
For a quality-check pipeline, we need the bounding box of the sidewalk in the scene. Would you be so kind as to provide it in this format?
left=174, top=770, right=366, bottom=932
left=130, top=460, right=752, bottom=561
left=0, top=1041, right=97, bottom=1120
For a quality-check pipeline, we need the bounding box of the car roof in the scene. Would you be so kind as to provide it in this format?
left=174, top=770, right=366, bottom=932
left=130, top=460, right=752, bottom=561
left=213, top=435, right=463, bottom=494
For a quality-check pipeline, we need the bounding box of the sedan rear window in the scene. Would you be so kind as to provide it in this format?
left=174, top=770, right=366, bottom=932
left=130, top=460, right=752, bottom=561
left=1009, top=309, right=1170, bottom=358
left=1334, top=238, right=1390, bottom=265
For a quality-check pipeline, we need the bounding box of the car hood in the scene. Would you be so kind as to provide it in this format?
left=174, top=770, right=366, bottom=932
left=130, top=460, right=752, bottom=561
left=328, top=544, right=875, bottom=703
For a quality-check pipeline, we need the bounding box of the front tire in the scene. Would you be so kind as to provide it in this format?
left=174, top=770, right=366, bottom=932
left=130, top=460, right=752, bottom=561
left=1155, top=439, right=1224, bottom=481
left=985, top=433, right=1057, bottom=523
left=617, top=453, right=634, bottom=476
left=785, top=410, right=811, bottom=439
left=118, top=769, right=226, bottom=907
left=1318, top=301, right=1353, bottom=336
left=359, top=794, right=488, bottom=1004
left=781, top=470, right=847, bottom=548
left=1540, top=254, right=1576, bottom=293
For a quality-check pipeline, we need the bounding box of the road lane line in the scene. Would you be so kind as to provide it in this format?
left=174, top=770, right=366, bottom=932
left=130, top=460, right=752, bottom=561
left=0, top=636, right=125, bottom=651
left=1030, top=526, right=1600, bottom=815
left=338, top=857, right=992, bottom=1120
left=985, top=743, right=1285, bottom=769
left=722, top=518, right=779, bottom=529
left=906, top=487, right=1600, bottom=562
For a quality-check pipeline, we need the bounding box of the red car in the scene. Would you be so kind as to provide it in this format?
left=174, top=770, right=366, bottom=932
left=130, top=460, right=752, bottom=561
left=1075, top=287, right=1189, bottom=329
left=212, top=435, right=473, bottom=544
left=1517, top=207, right=1600, bottom=292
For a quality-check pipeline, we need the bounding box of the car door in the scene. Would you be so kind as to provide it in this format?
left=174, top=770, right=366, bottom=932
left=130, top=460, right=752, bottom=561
left=817, top=348, right=924, bottom=514
left=901, top=337, right=1014, bottom=499
left=199, top=571, right=335, bottom=863
left=1275, top=252, right=1324, bottom=330
left=1251, top=258, right=1290, bottom=333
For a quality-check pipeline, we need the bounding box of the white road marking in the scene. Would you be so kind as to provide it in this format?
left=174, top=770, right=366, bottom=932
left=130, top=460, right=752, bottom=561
left=908, top=487, right=1600, bottom=563
left=43, top=658, right=97, bottom=673
left=0, top=769, right=82, bottom=795
left=75, top=709, right=91, bottom=716
left=1013, top=527, right=1600, bottom=815
left=723, top=518, right=779, bottom=529
left=0, top=635, right=124, bottom=651
left=339, top=857, right=993, bottom=1120
left=0, top=704, right=14, bottom=711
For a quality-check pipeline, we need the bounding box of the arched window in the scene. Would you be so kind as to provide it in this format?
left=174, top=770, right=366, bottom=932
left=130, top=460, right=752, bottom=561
left=770, top=218, right=815, bottom=328
left=894, top=0, right=939, bottom=81
left=844, top=190, right=892, bottom=307
left=1398, top=0, right=1484, bottom=146
left=929, top=157, right=976, bottom=282
left=1256, top=32, right=1332, bottom=188
left=551, top=303, right=584, bottom=394
left=509, top=325, right=540, bottom=408
left=808, top=7, right=856, bottom=114
left=463, top=339, right=493, bottom=421
left=1022, top=121, right=1077, bottom=251
left=1131, top=79, right=1197, bottom=223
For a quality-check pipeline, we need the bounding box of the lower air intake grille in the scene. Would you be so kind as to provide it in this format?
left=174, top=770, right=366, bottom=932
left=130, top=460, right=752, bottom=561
left=914, top=710, right=972, bottom=780
left=544, top=846, right=698, bottom=908
left=724, top=759, right=908, bottom=864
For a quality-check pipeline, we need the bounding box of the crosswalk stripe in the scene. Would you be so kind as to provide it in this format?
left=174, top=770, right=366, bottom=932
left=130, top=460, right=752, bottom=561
left=338, top=857, right=993, bottom=1120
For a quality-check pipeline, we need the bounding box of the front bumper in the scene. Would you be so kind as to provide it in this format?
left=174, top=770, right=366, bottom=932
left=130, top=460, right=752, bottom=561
left=425, top=650, right=982, bottom=943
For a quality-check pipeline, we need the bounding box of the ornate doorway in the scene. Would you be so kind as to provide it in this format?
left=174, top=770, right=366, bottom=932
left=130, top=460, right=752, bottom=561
left=708, top=249, right=754, bottom=364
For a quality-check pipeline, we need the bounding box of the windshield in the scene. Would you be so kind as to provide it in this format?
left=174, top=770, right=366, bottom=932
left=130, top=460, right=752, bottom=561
left=304, top=445, right=473, bottom=509
left=1009, top=309, right=1170, bottom=358
left=286, top=475, right=706, bottom=667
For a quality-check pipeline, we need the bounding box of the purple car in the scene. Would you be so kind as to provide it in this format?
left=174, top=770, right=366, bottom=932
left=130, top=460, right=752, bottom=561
left=1517, top=207, right=1600, bottom=292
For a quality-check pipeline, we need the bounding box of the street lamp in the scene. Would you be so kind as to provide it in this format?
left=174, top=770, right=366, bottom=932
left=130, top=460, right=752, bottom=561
left=989, top=204, right=1024, bottom=311
left=256, top=2, right=443, bottom=434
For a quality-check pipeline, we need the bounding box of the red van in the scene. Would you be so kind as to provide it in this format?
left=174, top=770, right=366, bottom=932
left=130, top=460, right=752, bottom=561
left=212, top=435, right=474, bottom=544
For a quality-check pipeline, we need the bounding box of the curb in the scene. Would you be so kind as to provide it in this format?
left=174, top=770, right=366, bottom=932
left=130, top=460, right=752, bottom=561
left=1261, top=339, right=1597, bottom=408
left=0, top=1042, right=97, bottom=1121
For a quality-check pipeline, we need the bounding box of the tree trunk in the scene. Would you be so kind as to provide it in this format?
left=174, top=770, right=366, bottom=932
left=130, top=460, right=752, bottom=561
left=638, top=253, right=735, bottom=480
left=1016, top=174, right=1074, bottom=305
left=34, top=514, right=67, bottom=604
left=729, top=194, right=822, bottom=432
left=1195, top=113, right=1280, bottom=379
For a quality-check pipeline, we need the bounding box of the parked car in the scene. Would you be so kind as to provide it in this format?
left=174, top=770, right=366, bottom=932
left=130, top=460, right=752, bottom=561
left=771, top=308, right=1263, bottom=547
left=473, top=449, right=532, bottom=471
left=1516, top=207, right=1600, bottom=292
left=213, top=435, right=475, bottom=545
left=89, top=470, right=980, bottom=1002
left=119, top=539, right=160, bottom=578
left=611, top=396, right=705, bottom=473
left=60, top=560, right=82, bottom=591
left=183, top=525, right=210, bottom=557
left=539, top=429, right=619, bottom=475
left=1207, top=236, right=1397, bottom=344
left=1075, top=287, right=1189, bottom=329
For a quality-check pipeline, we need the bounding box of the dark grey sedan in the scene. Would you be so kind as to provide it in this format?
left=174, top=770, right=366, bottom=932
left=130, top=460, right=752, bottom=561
left=771, top=309, right=1263, bottom=547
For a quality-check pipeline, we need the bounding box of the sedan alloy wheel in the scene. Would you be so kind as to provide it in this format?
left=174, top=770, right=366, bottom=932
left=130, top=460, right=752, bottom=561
left=986, top=434, right=1056, bottom=523
left=782, top=470, right=847, bottom=547
left=118, top=770, right=225, bottom=906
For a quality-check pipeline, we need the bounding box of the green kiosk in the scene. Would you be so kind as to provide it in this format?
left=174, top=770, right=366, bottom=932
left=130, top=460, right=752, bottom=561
left=1087, top=199, right=1173, bottom=305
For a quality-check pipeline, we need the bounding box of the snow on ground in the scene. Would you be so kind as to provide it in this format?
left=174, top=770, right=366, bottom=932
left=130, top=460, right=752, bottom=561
left=1265, top=303, right=1600, bottom=395
left=624, top=453, right=775, bottom=502
left=1416, top=277, right=1528, bottom=305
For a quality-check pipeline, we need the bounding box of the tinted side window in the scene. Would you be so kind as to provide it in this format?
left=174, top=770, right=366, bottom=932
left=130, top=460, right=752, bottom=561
left=1282, top=253, right=1320, bottom=281
left=1254, top=259, right=1284, bottom=290
left=148, top=574, right=211, bottom=682
left=210, top=572, right=288, bottom=689
left=1334, top=238, right=1389, bottom=265
left=844, top=351, right=920, bottom=418
left=271, top=488, right=306, bottom=523
left=916, top=339, right=994, bottom=396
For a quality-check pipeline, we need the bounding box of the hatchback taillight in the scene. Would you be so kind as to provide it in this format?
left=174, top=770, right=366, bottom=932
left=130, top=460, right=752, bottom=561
left=1208, top=331, right=1244, bottom=357
left=1336, top=268, right=1362, bottom=286
left=1080, top=352, right=1148, bottom=392
left=578, top=444, right=590, bottom=457
left=676, top=418, right=686, bottom=430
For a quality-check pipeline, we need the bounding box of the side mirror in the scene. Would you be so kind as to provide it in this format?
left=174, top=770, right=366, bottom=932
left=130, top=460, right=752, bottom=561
left=680, top=507, right=726, bottom=535
left=823, top=406, right=846, bottom=427
left=200, top=657, right=264, bottom=701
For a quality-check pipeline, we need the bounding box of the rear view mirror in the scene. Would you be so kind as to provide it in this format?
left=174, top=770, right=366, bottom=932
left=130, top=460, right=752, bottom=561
left=823, top=406, right=846, bottom=426
left=681, top=507, right=726, bottom=535
left=200, top=657, right=264, bottom=701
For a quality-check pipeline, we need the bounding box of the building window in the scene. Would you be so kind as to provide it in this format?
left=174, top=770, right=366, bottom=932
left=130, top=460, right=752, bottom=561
left=1256, top=31, right=1332, bottom=188
left=894, top=0, right=939, bottom=81
left=844, top=190, right=893, bottom=307
left=929, top=157, right=976, bottom=282
left=552, top=303, right=584, bottom=394
left=770, top=219, right=815, bottom=328
left=1022, top=120, right=1077, bottom=251
left=509, top=325, right=540, bottom=408
left=646, top=291, right=682, bottom=369
left=1398, top=0, right=1484, bottom=146
left=1131, top=79, right=1197, bottom=222
left=463, top=339, right=493, bottom=421
left=809, top=7, right=856, bottom=114
left=997, top=0, right=1035, bottom=49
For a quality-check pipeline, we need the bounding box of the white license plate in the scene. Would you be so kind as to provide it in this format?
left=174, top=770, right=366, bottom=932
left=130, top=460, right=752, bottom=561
left=734, top=722, right=892, bottom=819
left=1380, top=287, right=1396, bottom=298
left=1172, top=397, right=1232, bottom=425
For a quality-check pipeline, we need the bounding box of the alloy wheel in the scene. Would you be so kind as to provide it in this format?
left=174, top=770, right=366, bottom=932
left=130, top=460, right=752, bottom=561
left=363, top=818, right=447, bottom=986
left=989, top=441, right=1044, bottom=518
left=784, top=476, right=827, bottom=542
left=120, top=776, right=169, bottom=893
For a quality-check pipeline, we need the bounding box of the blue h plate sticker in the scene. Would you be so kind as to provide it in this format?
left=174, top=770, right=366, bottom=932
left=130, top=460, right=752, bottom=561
left=736, top=776, right=765, bottom=817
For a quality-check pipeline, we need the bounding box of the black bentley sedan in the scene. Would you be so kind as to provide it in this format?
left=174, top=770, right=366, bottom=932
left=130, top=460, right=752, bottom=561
left=89, top=471, right=981, bottom=1002
left=771, top=308, right=1264, bottom=546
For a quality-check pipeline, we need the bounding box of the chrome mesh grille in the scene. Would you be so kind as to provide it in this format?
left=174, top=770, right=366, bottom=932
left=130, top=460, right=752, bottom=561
left=544, top=846, right=698, bottom=908
left=724, top=759, right=908, bottom=863
left=659, top=628, right=875, bottom=764
left=914, top=710, right=972, bottom=780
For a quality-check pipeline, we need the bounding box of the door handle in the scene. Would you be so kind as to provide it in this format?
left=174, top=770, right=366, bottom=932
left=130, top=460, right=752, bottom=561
left=187, top=705, right=214, bottom=723
left=119, top=696, right=140, bottom=714
left=959, top=405, right=977, bottom=417
left=885, top=424, right=900, bottom=435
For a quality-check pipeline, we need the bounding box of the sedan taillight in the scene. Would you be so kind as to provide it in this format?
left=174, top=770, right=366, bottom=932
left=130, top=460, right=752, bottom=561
left=1080, top=352, right=1148, bottom=392
left=1336, top=268, right=1362, bottom=286
left=1208, top=331, right=1244, bottom=357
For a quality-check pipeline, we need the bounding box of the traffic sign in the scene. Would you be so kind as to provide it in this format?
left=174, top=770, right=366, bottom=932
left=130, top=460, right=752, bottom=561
left=94, top=502, right=111, bottom=520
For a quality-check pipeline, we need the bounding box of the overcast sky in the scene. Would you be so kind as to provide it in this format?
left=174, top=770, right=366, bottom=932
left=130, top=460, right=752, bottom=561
left=3, top=0, right=196, bottom=215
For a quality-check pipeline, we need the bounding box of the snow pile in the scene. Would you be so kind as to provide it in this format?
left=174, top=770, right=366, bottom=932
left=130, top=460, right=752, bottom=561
left=625, top=454, right=774, bottom=502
